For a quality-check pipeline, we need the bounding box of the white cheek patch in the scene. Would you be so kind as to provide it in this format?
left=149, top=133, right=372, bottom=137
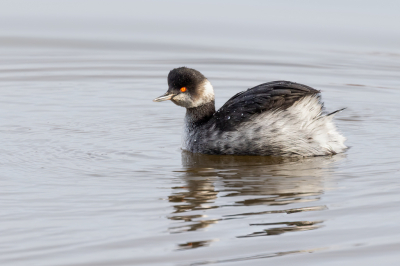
left=172, top=93, right=193, bottom=108
left=192, top=80, right=215, bottom=108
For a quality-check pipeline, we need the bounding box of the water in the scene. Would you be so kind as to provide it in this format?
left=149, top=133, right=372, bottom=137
left=1, top=1, right=400, bottom=265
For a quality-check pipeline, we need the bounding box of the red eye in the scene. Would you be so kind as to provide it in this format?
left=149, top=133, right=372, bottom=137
left=180, top=87, right=187, bottom=92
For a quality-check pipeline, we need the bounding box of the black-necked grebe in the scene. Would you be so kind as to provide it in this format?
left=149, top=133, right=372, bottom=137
left=153, top=67, right=346, bottom=156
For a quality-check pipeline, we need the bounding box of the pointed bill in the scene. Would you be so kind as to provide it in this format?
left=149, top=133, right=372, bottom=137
left=153, top=92, right=175, bottom=102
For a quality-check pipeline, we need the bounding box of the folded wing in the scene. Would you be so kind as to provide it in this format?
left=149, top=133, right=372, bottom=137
left=213, top=81, right=320, bottom=131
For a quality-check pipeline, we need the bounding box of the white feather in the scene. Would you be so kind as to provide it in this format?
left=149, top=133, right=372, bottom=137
left=192, top=80, right=214, bottom=108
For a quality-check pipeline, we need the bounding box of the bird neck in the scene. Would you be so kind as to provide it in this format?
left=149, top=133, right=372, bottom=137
left=185, top=100, right=215, bottom=128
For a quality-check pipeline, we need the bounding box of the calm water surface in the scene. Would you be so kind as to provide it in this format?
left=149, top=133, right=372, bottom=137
left=1, top=17, right=400, bottom=266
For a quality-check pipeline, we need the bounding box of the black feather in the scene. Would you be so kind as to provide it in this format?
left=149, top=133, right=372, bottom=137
left=327, top=108, right=346, bottom=116
left=213, top=81, right=320, bottom=131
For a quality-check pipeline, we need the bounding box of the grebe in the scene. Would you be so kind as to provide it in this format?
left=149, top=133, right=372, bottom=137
left=153, top=67, right=346, bottom=156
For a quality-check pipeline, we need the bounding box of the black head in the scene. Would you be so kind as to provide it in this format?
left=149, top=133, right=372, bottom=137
left=153, top=67, right=214, bottom=108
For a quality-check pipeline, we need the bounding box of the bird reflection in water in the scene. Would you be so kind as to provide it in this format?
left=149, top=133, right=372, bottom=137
left=169, top=151, right=344, bottom=249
